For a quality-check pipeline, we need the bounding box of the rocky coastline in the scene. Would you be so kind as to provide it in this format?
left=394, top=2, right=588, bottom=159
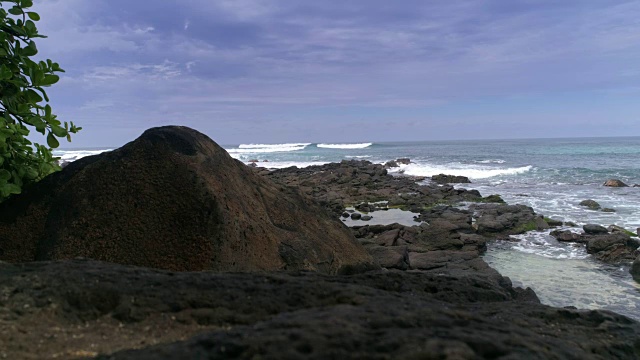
left=1, top=126, right=639, bottom=359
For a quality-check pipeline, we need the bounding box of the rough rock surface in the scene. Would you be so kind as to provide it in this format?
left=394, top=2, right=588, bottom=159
left=431, top=173, right=471, bottom=184
left=551, top=229, right=638, bottom=264
left=0, top=260, right=638, bottom=360
left=471, top=203, right=548, bottom=237
left=0, top=126, right=373, bottom=274
left=262, top=160, right=494, bottom=217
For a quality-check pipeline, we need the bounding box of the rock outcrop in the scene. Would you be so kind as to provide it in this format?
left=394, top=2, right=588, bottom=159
left=431, top=174, right=471, bottom=184
left=579, top=199, right=601, bottom=210
left=0, top=126, right=373, bottom=274
left=603, top=179, right=628, bottom=187
left=1, top=259, right=639, bottom=359
left=632, top=256, right=640, bottom=282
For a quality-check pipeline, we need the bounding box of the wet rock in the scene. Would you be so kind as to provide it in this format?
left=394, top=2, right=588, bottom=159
left=473, top=204, right=539, bottom=236
left=583, top=224, right=608, bottom=235
left=350, top=213, right=362, bottom=220
left=632, top=256, right=640, bottom=282
left=431, top=174, right=471, bottom=184
left=585, top=233, right=638, bottom=263
left=396, top=158, right=411, bottom=165
left=0, top=126, right=373, bottom=274
left=602, top=208, right=616, bottom=213
left=550, top=230, right=582, bottom=243
left=342, top=212, right=350, bottom=218
left=544, top=218, right=563, bottom=227
left=384, top=160, right=399, bottom=168
left=579, top=199, right=601, bottom=210
left=608, top=225, right=634, bottom=236
left=482, top=194, right=506, bottom=203
left=361, top=215, right=373, bottom=221
left=603, top=179, right=628, bottom=187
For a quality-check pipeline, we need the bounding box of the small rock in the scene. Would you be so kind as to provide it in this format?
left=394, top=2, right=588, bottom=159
left=482, top=194, right=505, bottom=203
left=431, top=174, right=471, bottom=184
left=579, top=199, right=601, bottom=210
left=361, top=215, right=373, bottom=221
left=396, top=158, right=411, bottom=165
left=384, top=160, right=399, bottom=168
left=583, top=224, right=608, bottom=235
left=550, top=230, right=581, bottom=242
left=342, top=212, right=350, bottom=218
left=544, top=218, right=563, bottom=227
left=601, top=208, right=616, bottom=213
left=564, top=221, right=577, bottom=227
left=631, top=256, right=640, bottom=282
left=350, top=213, right=362, bottom=220
left=603, top=179, right=628, bottom=187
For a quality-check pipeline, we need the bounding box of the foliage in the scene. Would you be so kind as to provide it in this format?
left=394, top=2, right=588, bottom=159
left=0, top=0, right=80, bottom=200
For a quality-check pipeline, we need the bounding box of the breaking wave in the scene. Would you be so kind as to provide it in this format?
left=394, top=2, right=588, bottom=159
left=317, top=143, right=372, bottom=149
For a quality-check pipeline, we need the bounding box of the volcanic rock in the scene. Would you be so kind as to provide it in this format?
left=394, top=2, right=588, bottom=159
left=431, top=174, right=471, bottom=184
left=579, top=199, right=601, bottom=210
left=632, top=256, right=640, bottom=282
left=0, top=126, right=373, bottom=274
left=583, top=224, right=609, bottom=235
left=603, top=179, right=628, bottom=187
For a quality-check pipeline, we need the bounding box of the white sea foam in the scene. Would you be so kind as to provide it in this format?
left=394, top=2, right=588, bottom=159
left=475, top=159, right=506, bottom=164
left=317, top=143, right=372, bottom=149
left=387, top=162, right=532, bottom=179
left=249, top=161, right=330, bottom=169
left=226, top=143, right=311, bottom=154
left=54, top=149, right=113, bottom=162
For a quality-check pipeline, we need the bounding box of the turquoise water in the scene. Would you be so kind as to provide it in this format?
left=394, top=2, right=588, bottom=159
left=56, top=136, right=640, bottom=319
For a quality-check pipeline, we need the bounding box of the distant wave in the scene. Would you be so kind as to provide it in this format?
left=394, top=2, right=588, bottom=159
left=227, top=143, right=311, bottom=154
left=475, top=159, right=506, bottom=164
left=387, top=163, right=532, bottom=179
left=317, top=143, right=372, bottom=149
left=54, top=149, right=113, bottom=162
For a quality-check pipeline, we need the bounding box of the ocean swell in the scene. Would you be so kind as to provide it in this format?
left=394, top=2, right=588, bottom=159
left=388, top=163, right=532, bottom=179
left=317, top=143, right=372, bottom=149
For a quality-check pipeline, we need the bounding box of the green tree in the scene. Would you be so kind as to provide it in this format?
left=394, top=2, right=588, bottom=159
left=0, top=0, right=80, bottom=200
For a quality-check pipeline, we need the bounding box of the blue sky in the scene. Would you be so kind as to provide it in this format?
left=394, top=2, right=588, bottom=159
left=28, top=0, right=640, bottom=147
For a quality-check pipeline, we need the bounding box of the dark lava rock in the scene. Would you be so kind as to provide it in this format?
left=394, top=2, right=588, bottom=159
left=431, top=174, right=471, bottom=184
left=545, top=218, right=564, bottom=227
left=396, top=158, right=411, bottom=165
left=579, top=199, right=601, bottom=210
left=603, top=179, right=628, bottom=187
left=482, top=194, right=506, bottom=203
left=0, top=126, right=373, bottom=274
left=585, top=233, right=639, bottom=263
left=602, top=208, right=616, bottom=213
left=361, top=215, right=372, bottom=221
left=1, top=260, right=636, bottom=360
left=550, top=230, right=582, bottom=243
left=350, top=213, right=362, bottom=220
left=632, top=256, right=640, bottom=282
left=583, top=224, right=609, bottom=235
left=383, top=160, right=398, bottom=168
left=472, top=204, right=542, bottom=236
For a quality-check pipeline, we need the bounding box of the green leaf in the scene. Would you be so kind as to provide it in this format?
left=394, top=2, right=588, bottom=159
left=8, top=7, right=23, bottom=16
left=26, top=89, right=43, bottom=103
left=51, top=125, right=67, bottom=137
left=0, top=169, right=10, bottom=181
left=46, top=132, right=59, bottom=148
left=27, top=12, right=39, bottom=21
left=40, top=74, right=59, bottom=86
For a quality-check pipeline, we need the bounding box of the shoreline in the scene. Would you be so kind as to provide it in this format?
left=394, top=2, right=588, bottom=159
left=1, top=128, right=639, bottom=358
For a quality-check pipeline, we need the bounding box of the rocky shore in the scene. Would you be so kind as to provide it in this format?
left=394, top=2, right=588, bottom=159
left=0, top=126, right=639, bottom=359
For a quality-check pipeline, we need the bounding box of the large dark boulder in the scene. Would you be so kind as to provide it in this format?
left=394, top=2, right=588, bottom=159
left=0, top=126, right=373, bottom=274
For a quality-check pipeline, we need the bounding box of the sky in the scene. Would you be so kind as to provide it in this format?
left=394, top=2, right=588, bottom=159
left=25, top=0, right=640, bottom=147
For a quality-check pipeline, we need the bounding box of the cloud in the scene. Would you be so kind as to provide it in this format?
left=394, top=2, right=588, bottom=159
left=27, top=0, right=640, bottom=146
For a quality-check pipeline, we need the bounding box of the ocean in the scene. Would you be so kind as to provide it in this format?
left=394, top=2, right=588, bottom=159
left=54, top=136, right=640, bottom=320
